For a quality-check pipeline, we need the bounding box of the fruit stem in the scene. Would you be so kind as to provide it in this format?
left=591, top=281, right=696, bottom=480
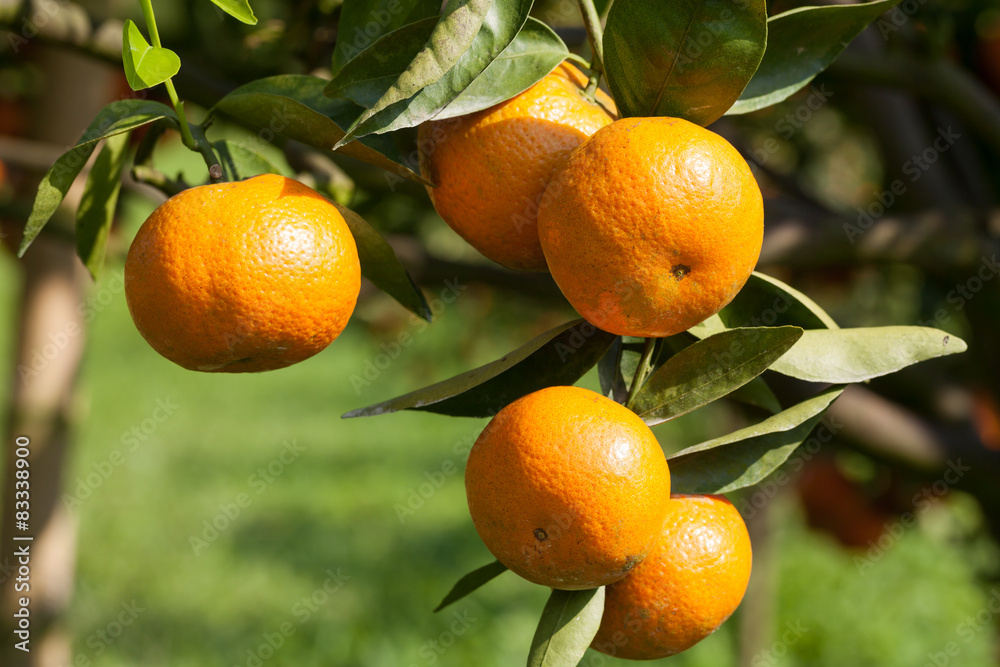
left=625, top=337, right=657, bottom=409
left=139, top=0, right=223, bottom=182
left=576, top=0, right=605, bottom=96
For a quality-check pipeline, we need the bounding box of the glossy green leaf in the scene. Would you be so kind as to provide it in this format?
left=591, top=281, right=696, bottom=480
left=603, top=0, right=767, bottom=125
left=728, top=0, right=900, bottom=115
left=334, top=0, right=534, bottom=143
left=630, top=327, right=802, bottom=426
left=769, top=326, right=967, bottom=383
left=333, top=203, right=431, bottom=320
left=433, top=560, right=507, bottom=612
left=212, top=75, right=426, bottom=184
left=343, top=319, right=616, bottom=418
left=209, top=0, right=258, bottom=24
left=75, top=132, right=130, bottom=280
left=669, top=386, right=844, bottom=494
left=433, top=18, right=570, bottom=120
left=718, top=271, right=839, bottom=331
left=334, top=0, right=494, bottom=144
left=326, top=17, right=440, bottom=106
left=528, top=588, right=605, bottom=667
left=121, top=20, right=181, bottom=91
left=19, top=100, right=178, bottom=257
left=598, top=336, right=648, bottom=403
left=212, top=139, right=289, bottom=181
left=332, top=0, right=440, bottom=74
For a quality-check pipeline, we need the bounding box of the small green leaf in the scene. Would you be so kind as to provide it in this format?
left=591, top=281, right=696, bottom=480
left=343, top=319, right=617, bottom=418
left=603, top=0, right=767, bottom=125
left=212, top=75, right=426, bottom=184
left=719, top=271, right=839, bottom=331
left=334, top=0, right=493, bottom=145
left=434, top=560, right=508, bottom=612
left=212, top=139, right=290, bottom=181
left=209, top=0, right=258, bottom=25
left=122, top=20, right=181, bottom=91
left=669, top=386, right=844, bottom=494
left=528, top=588, right=605, bottom=667
left=19, top=100, right=178, bottom=257
left=332, top=0, right=440, bottom=74
left=630, top=327, right=802, bottom=426
left=333, top=203, right=431, bottom=320
left=769, top=326, right=967, bottom=383
left=75, top=132, right=130, bottom=279
left=334, top=0, right=535, bottom=143
left=728, top=0, right=901, bottom=115
left=432, top=18, right=570, bottom=120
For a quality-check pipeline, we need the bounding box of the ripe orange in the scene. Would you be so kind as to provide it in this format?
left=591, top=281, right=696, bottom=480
left=418, top=63, right=615, bottom=272
left=124, top=174, right=360, bottom=372
left=592, top=493, right=752, bottom=660
left=537, top=116, right=764, bottom=337
left=464, top=385, right=670, bottom=590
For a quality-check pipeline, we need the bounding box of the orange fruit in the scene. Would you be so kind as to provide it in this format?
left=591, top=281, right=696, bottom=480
left=464, top=385, right=670, bottom=590
left=592, top=493, right=752, bottom=660
left=124, top=174, right=360, bottom=372
left=537, top=116, right=764, bottom=337
left=418, top=62, right=616, bottom=272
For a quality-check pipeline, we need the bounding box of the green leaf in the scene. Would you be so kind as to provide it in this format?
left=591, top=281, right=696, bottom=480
left=212, top=75, right=426, bottom=184
left=728, top=376, right=782, bottom=414
left=75, top=132, right=130, bottom=280
left=728, top=0, right=901, bottom=115
left=334, top=0, right=494, bottom=144
left=212, top=139, right=290, bottom=181
left=769, top=326, right=967, bottom=384
left=432, top=18, right=570, bottom=120
left=332, top=203, right=431, bottom=320
left=718, top=271, right=839, bottom=331
left=332, top=0, right=440, bottom=75
left=528, top=588, right=605, bottom=667
left=209, top=0, right=258, bottom=25
left=630, top=327, right=802, bottom=426
left=433, top=560, right=508, bottom=612
left=343, top=319, right=616, bottom=418
left=669, top=386, right=844, bottom=494
left=334, top=0, right=535, bottom=143
left=19, top=99, right=178, bottom=257
left=326, top=17, right=440, bottom=106
left=121, top=20, right=181, bottom=91
left=603, top=0, right=767, bottom=125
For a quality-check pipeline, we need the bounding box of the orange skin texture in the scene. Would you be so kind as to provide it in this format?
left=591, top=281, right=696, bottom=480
left=464, top=385, right=670, bottom=590
left=537, top=117, right=764, bottom=337
left=124, top=174, right=360, bottom=373
left=592, top=494, right=752, bottom=660
left=418, top=63, right=615, bottom=272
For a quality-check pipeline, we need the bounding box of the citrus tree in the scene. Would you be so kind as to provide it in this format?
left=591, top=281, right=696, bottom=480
left=13, top=0, right=970, bottom=664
